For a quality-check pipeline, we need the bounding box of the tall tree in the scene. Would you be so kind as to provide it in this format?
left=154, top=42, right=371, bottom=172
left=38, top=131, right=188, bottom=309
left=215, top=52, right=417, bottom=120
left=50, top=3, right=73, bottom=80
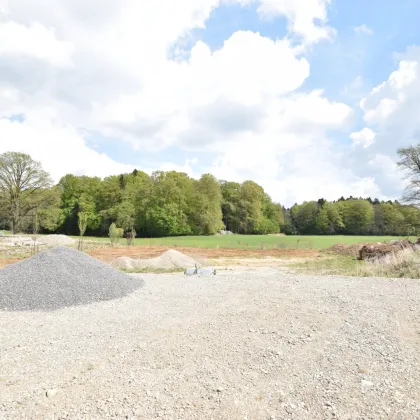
left=337, top=199, right=374, bottom=235
left=397, top=145, right=420, bottom=205
left=315, top=202, right=344, bottom=234
left=0, top=152, right=53, bottom=233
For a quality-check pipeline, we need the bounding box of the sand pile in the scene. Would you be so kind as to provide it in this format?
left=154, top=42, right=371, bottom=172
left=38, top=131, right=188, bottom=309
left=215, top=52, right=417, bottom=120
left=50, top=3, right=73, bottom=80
left=39, top=234, right=76, bottom=246
left=112, top=249, right=200, bottom=271
left=0, top=247, right=143, bottom=312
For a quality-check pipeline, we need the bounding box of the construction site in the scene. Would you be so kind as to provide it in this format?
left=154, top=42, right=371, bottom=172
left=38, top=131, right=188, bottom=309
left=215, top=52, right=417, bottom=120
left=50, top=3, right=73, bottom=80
left=1, top=234, right=419, bottom=419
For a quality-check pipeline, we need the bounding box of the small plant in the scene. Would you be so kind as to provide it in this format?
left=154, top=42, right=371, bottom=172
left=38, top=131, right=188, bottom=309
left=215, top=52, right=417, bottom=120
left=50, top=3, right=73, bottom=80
left=31, top=213, right=40, bottom=256
left=109, top=223, right=123, bottom=246
left=126, top=226, right=137, bottom=246
left=78, top=212, right=88, bottom=251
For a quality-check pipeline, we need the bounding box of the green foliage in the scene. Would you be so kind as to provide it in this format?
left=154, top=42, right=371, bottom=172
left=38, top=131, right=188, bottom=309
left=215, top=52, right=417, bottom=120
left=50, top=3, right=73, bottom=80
left=315, top=202, right=344, bottom=234
left=291, top=201, right=319, bottom=234
left=109, top=223, right=123, bottom=245
left=0, top=151, right=53, bottom=233
left=78, top=212, right=89, bottom=237
left=337, top=199, right=374, bottom=235
left=190, top=174, right=224, bottom=235
left=3, top=150, right=420, bottom=238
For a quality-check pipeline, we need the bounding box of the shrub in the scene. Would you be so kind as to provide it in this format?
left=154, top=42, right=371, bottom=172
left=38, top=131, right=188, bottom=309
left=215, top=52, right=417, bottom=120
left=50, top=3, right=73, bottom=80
left=109, top=223, right=123, bottom=245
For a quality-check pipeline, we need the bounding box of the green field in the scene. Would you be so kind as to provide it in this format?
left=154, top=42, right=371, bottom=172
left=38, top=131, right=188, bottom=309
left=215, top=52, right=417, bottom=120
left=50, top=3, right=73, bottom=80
left=78, top=235, right=411, bottom=250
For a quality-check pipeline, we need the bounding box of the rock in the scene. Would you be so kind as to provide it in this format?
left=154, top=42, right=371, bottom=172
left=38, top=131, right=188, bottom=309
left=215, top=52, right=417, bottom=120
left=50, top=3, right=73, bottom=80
left=46, top=389, right=58, bottom=398
left=361, top=380, right=374, bottom=389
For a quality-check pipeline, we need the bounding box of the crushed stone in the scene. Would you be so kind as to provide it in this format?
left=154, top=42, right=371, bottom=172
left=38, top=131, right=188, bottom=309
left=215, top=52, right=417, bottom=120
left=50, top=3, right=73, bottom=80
left=39, top=235, right=76, bottom=246
left=0, top=246, right=143, bottom=312
left=111, top=249, right=201, bottom=271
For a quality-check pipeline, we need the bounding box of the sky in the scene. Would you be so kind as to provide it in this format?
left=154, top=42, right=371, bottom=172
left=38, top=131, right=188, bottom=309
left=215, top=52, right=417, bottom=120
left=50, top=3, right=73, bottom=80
left=1, top=0, right=420, bottom=206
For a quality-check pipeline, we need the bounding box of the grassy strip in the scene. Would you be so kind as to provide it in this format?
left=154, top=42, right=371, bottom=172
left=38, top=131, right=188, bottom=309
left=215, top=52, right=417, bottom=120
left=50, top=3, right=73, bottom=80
left=73, top=235, right=412, bottom=250
left=292, top=248, right=420, bottom=279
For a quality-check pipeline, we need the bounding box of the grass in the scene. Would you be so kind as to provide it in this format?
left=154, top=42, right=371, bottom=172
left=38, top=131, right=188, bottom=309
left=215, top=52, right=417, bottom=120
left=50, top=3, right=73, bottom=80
left=75, top=235, right=411, bottom=250
left=292, top=247, right=420, bottom=279
left=292, top=255, right=362, bottom=276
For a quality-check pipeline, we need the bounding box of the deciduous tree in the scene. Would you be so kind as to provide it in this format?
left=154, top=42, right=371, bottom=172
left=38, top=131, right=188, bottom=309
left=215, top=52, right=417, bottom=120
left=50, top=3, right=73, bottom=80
left=0, top=152, right=52, bottom=233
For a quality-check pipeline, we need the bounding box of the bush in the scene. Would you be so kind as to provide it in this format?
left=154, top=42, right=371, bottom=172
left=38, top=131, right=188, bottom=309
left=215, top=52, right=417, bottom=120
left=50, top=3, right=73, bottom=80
left=109, top=223, right=124, bottom=245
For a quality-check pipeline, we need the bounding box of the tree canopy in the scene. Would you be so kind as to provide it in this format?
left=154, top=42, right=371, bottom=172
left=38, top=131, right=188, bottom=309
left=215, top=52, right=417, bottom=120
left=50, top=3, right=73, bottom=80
left=1, top=151, right=420, bottom=237
left=0, top=152, right=53, bottom=233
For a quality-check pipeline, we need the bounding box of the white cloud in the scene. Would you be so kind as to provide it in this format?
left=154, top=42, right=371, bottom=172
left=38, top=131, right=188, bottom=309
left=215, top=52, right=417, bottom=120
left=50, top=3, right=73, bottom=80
left=350, top=128, right=376, bottom=148
left=354, top=24, right=373, bottom=36
left=0, top=0, right=388, bottom=206
left=255, top=0, right=334, bottom=43
left=352, top=48, right=420, bottom=201
left=0, top=117, right=133, bottom=182
left=0, top=21, right=74, bottom=67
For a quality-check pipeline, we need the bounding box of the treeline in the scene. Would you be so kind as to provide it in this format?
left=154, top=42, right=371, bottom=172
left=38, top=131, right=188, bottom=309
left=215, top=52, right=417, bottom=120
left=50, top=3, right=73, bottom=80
left=16, top=170, right=285, bottom=237
left=2, top=152, right=420, bottom=237
left=283, top=197, right=420, bottom=236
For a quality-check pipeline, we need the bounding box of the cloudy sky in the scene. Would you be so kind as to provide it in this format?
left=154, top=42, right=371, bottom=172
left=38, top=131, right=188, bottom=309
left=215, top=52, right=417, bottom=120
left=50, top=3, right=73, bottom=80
left=0, top=0, right=419, bottom=205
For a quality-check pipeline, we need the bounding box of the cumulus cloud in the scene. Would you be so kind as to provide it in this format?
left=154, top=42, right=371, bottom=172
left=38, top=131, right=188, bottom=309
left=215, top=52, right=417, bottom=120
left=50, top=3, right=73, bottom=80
left=0, top=21, right=74, bottom=67
left=0, top=116, right=133, bottom=182
left=0, top=0, right=391, bottom=205
left=254, top=0, right=334, bottom=43
left=354, top=24, right=373, bottom=36
left=351, top=48, right=420, bottom=200
left=350, top=128, right=376, bottom=148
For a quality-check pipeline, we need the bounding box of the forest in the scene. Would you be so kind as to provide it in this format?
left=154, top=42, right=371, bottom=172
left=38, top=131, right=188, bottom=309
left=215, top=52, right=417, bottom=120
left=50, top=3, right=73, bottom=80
left=1, top=151, right=420, bottom=237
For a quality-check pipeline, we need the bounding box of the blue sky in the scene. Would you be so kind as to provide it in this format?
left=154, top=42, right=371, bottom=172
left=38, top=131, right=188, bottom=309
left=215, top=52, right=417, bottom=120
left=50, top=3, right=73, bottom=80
left=1, top=0, right=420, bottom=204
left=93, top=0, right=420, bottom=170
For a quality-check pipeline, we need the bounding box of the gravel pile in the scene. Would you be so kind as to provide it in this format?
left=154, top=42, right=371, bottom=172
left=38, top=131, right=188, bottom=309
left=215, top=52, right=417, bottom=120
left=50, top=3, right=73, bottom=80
left=39, top=235, right=76, bottom=246
left=0, top=246, right=143, bottom=311
left=112, top=249, right=200, bottom=271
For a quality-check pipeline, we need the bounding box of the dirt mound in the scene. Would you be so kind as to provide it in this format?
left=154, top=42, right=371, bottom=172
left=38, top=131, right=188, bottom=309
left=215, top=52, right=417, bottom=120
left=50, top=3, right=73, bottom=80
left=358, top=240, right=415, bottom=261
left=0, top=246, right=143, bottom=312
left=112, top=249, right=200, bottom=271
left=327, top=243, right=366, bottom=257
left=39, top=235, right=76, bottom=246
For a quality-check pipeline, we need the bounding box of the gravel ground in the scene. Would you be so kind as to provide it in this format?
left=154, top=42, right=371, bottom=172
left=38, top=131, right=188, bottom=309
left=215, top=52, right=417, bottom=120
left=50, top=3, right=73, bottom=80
left=0, top=247, right=143, bottom=311
left=1, top=267, right=419, bottom=419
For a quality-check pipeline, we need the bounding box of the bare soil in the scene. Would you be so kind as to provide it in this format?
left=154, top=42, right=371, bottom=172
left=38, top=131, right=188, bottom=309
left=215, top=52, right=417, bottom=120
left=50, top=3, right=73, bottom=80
left=88, top=245, right=319, bottom=264
left=0, top=257, right=24, bottom=269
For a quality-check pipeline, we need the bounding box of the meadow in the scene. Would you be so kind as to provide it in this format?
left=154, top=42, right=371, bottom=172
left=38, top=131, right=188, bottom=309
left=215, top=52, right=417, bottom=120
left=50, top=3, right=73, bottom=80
left=79, top=234, right=410, bottom=250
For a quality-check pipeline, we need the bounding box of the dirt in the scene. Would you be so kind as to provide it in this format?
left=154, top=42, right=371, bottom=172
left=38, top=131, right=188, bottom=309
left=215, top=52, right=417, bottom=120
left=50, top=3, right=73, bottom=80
left=1, top=270, right=419, bottom=419
left=0, top=258, right=23, bottom=269
left=88, top=245, right=319, bottom=264
left=327, top=243, right=367, bottom=257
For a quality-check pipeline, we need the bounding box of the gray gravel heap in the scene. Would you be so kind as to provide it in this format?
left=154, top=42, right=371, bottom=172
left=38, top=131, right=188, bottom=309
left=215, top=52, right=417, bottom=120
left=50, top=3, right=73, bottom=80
left=0, top=246, right=143, bottom=312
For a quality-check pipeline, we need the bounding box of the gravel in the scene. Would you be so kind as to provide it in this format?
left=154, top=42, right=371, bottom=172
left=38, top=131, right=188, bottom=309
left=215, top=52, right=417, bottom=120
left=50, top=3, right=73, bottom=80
left=1, top=268, right=419, bottom=419
left=112, top=249, right=201, bottom=271
left=0, top=246, right=143, bottom=311
left=39, top=235, right=76, bottom=246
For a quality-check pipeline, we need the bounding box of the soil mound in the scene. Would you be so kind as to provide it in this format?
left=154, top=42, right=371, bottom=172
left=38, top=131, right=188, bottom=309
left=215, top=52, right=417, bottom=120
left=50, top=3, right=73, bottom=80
left=327, top=243, right=366, bottom=257
left=358, top=240, right=415, bottom=261
left=0, top=246, right=143, bottom=312
left=112, top=249, right=200, bottom=271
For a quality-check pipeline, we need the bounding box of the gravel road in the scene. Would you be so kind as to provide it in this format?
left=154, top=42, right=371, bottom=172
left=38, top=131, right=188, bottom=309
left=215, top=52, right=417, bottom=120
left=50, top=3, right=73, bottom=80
left=1, top=268, right=419, bottom=419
